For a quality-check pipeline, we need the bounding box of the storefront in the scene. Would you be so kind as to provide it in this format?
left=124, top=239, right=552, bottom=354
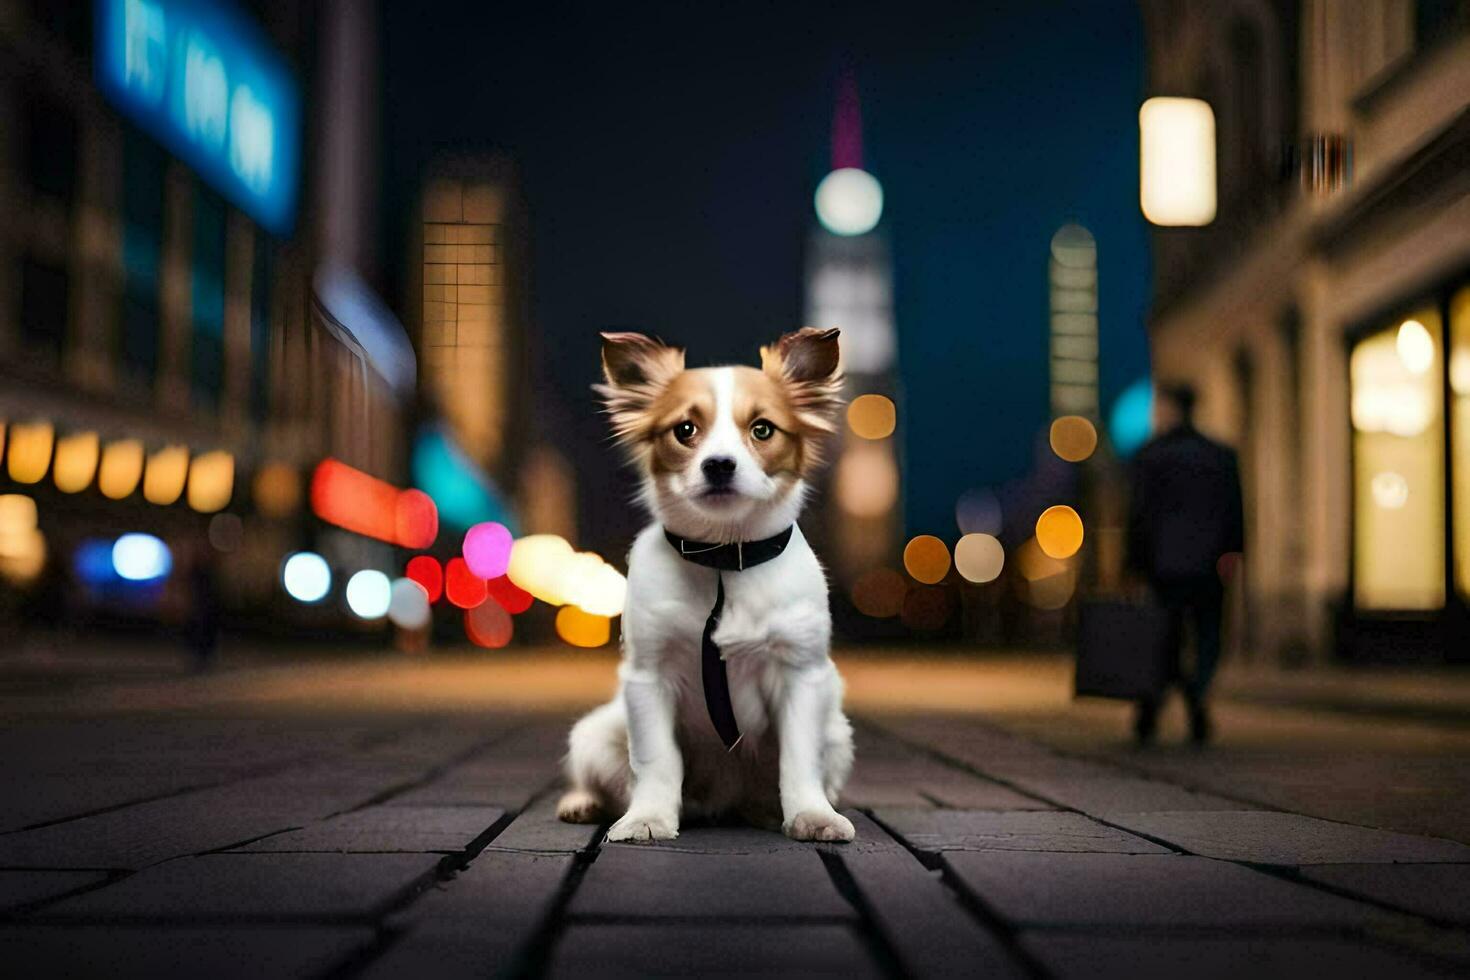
left=1343, top=279, right=1470, bottom=659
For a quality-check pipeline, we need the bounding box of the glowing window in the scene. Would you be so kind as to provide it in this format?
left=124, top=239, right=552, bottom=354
left=1351, top=310, right=1444, bottom=610
left=1451, top=288, right=1470, bottom=599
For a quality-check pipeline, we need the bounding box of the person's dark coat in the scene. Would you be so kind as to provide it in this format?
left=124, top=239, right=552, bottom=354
left=1127, top=425, right=1244, bottom=585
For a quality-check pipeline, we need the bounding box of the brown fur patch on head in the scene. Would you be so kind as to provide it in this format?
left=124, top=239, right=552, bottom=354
left=645, top=369, right=717, bottom=474
left=759, top=327, right=844, bottom=434
left=595, top=332, right=686, bottom=447
left=729, top=366, right=810, bottom=478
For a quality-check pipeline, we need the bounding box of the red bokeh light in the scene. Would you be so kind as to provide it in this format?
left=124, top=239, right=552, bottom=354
left=405, top=555, right=443, bottom=603
left=310, top=458, right=439, bottom=549
left=465, top=597, right=513, bottom=648
left=445, top=557, right=488, bottom=609
left=486, top=574, right=533, bottom=614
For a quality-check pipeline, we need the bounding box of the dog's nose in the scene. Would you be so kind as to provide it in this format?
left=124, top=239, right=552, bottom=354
left=701, top=456, right=737, bottom=485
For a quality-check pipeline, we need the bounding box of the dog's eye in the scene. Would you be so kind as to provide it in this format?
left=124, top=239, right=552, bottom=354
left=673, top=421, right=698, bottom=445
left=750, top=419, right=776, bottom=441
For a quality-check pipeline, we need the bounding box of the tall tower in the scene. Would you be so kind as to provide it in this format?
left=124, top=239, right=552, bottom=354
left=1048, top=224, right=1099, bottom=421
left=804, top=73, right=902, bottom=604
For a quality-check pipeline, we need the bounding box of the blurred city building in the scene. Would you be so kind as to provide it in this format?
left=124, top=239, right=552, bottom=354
left=0, top=0, right=403, bottom=633
left=1141, top=0, right=1470, bottom=662
left=803, top=73, right=905, bottom=634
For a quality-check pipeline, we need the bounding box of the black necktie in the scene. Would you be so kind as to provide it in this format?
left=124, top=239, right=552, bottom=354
left=663, top=526, right=794, bottom=750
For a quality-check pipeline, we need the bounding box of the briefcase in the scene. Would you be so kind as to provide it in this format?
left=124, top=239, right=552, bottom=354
left=1074, top=599, right=1173, bottom=700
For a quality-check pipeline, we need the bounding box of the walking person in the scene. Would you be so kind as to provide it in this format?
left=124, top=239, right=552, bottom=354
left=1126, top=384, right=1244, bottom=745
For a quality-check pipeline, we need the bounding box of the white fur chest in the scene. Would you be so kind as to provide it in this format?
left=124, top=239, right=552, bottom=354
left=618, top=523, right=832, bottom=745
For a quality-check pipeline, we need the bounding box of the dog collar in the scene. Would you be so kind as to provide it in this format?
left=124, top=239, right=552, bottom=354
left=662, top=526, right=794, bottom=572
left=663, top=525, right=794, bottom=751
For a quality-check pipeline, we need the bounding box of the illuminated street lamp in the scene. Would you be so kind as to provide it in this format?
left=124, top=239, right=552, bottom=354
left=1139, top=96, right=1216, bottom=226
left=814, top=71, right=883, bottom=237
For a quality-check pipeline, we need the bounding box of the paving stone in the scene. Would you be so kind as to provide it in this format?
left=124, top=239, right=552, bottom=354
left=943, top=851, right=1396, bottom=927
left=40, top=853, right=440, bottom=920
left=1113, top=811, right=1470, bottom=865
left=0, top=870, right=108, bottom=911
left=570, top=845, right=854, bottom=919
left=546, top=923, right=882, bottom=979
left=917, top=777, right=1055, bottom=810
left=368, top=852, right=576, bottom=978
left=1018, top=932, right=1460, bottom=979
left=0, top=925, right=374, bottom=979
left=389, top=851, right=575, bottom=929
left=1010, top=775, right=1245, bottom=814
left=601, top=824, right=818, bottom=855
left=481, top=796, right=602, bottom=854
left=836, top=812, right=1026, bottom=978
left=0, top=773, right=389, bottom=869
left=1301, top=864, right=1470, bottom=923
left=234, top=805, right=505, bottom=853
left=386, top=765, right=551, bottom=809
left=873, top=808, right=1171, bottom=855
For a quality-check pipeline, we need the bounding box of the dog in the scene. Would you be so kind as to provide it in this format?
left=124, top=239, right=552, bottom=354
left=556, top=327, right=856, bottom=843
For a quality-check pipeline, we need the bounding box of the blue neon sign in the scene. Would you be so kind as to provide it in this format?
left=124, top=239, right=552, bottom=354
left=95, top=0, right=301, bottom=235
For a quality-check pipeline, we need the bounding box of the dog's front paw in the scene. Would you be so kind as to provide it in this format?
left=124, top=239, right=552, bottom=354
left=785, top=809, right=855, bottom=843
left=607, top=810, right=679, bottom=842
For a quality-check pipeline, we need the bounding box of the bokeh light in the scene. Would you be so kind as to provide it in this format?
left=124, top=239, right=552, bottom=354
left=282, top=551, right=331, bottom=603
left=847, top=394, right=896, bottom=440
left=98, top=439, right=145, bottom=500
left=465, top=598, right=514, bottom=648
left=902, top=586, right=954, bottom=632
left=1139, top=96, right=1216, bottom=226
left=143, top=445, right=190, bottom=505
left=253, top=462, right=301, bottom=517
left=405, top=555, right=444, bottom=603
left=73, top=538, right=116, bottom=587
left=1035, top=505, right=1084, bottom=559
left=53, top=431, right=99, bottom=493
left=1110, top=378, right=1153, bottom=458
left=394, top=489, right=439, bottom=550
left=562, top=557, right=627, bottom=617
left=207, top=513, right=243, bottom=552
left=112, top=533, right=172, bottom=581
left=388, top=578, right=432, bottom=631
left=187, top=450, right=234, bottom=513
left=445, top=557, right=488, bottom=609
left=6, top=422, right=53, bottom=484
left=463, top=521, right=513, bottom=579
left=0, top=495, right=44, bottom=586
left=486, top=575, right=534, bottom=614
left=955, top=487, right=1003, bottom=536
left=851, top=568, right=906, bottom=618
left=1015, top=537, right=1076, bottom=610
left=903, top=535, right=951, bottom=584
left=1049, top=416, right=1098, bottom=463
left=507, top=534, right=574, bottom=604
left=1370, top=471, right=1409, bottom=510
left=835, top=442, right=899, bottom=518
left=345, top=569, right=392, bottom=620
left=954, top=533, right=1005, bottom=583
left=814, top=167, right=884, bottom=236
left=1396, top=319, right=1434, bottom=374
left=556, top=604, right=612, bottom=647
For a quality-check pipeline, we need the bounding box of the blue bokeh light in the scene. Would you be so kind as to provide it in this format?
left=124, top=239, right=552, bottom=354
left=1109, top=377, right=1153, bottom=458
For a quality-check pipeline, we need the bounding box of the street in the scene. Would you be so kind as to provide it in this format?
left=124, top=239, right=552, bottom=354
left=1, top=647, right=1469, bottom=978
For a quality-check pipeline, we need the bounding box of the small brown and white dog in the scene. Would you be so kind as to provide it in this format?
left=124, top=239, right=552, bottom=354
left=556, top=327, right=856, bottom=843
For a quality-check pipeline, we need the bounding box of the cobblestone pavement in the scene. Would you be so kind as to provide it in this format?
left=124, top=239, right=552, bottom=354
left=2, top=652, right=1469, bottom=978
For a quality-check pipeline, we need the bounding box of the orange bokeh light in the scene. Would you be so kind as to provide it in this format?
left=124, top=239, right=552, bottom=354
left=903, top=535, right=951, bottom=584
left=851, top=568, right=906, bottom=618
left=1035, top=505, right=1085, bottom=559
left=486, top=575, right=534, bottom=614
left=556, top=605, right=612, bottom=648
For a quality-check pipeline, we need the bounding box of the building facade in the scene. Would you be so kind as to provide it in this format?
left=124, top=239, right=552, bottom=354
left=0, top=0, right=398, bottom=626
left=1141, top=0, right=1470, bottom=662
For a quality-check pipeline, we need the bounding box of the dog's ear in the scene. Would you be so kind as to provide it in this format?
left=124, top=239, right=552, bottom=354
left=596, top=332, right=685, bottom=444
left=761, top=327, right=843, bottom=432
left=600, top=332, right=684, bottom=388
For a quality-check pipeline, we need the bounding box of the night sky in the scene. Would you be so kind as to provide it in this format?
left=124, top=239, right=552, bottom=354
left=383, top=1, right=1151, bottom=556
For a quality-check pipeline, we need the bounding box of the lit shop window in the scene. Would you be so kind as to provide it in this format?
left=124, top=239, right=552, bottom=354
left=1350, top=310, right=1444, bottom=611
left=1452, top=288, right=1470, bottom=599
